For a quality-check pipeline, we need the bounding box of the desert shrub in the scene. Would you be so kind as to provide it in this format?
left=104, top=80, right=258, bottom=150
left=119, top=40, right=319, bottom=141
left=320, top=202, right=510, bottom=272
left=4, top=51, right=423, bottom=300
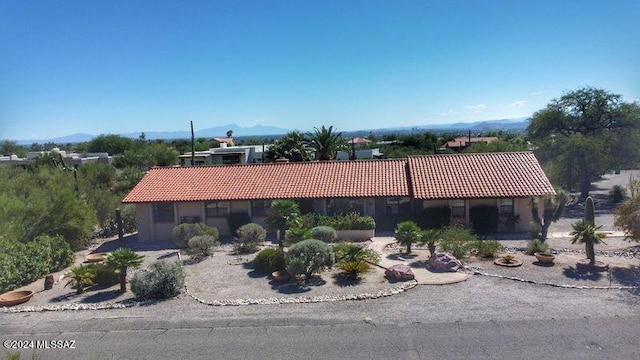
left=120, top=204, right=138, bottom=233
left=610, top=185, right=627, bottom=203
left=227, top=212, right=251, bottom=236
left=252, top=248, right=286, bottom=274
left=394, top=221, right=421, bottom=253
left=438, top=226, right=477, bottom=259
left=285, top=239, right=335, bottom=280
left=525, top=238, right=549, bottom=255
left=473, top=239, right=503, bottom=258
left=0, top=235, right=74, bottom=293
left=234, top=223, right=266, bottom=254
left=469, top=205, right=500, bottom=233
left=310, top=226, right=338, bottom=243
left=418, top=206, right=451, bottom=229
left=284, top=227, right=311, bottom=245
left=188, top=235, right=218, bottom=260
left=89, top=263, right=120, bottom=287
left=130, top=260, right=185, bottom=300
left=171, top=223, right=219, bottom=248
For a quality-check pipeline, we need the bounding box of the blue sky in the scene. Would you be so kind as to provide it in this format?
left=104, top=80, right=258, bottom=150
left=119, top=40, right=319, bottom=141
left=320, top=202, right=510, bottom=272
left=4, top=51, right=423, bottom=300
left=1, top=0, right=638, bottom=140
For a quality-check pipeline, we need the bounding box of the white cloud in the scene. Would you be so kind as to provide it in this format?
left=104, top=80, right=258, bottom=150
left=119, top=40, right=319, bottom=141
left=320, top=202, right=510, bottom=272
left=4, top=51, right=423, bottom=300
left=509, top=100, right=527, bottom=107
left=464, top=104, right=486, bottom=111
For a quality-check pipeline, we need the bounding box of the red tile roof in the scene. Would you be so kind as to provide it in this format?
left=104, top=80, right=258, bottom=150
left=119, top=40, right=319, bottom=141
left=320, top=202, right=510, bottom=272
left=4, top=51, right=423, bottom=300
left=444, top=136, right=498, bottom=149
left=122, top=159, right=409, bottom=203
left=407, top=152, right=555, bottom=199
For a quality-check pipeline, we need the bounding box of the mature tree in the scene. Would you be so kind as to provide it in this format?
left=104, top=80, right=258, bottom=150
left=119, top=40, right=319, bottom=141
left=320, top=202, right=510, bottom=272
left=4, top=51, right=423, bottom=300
left=265, top=131, right=311, bottom=162
left=305, top=125, right=345, bottom=161
left=104, top=248, right=145, bottom=293
left=0, top=140, right=27, bottom=157
left=530, top=191, right=568, bottom=242
left=527, top=87, right=640, bottom=199
left=87, top=134, right=135, bottom=155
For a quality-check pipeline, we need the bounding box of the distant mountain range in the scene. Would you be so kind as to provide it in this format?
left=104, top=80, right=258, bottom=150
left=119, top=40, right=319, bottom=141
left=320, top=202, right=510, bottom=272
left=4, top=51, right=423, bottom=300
left=13, top=118, right=530, bottom=145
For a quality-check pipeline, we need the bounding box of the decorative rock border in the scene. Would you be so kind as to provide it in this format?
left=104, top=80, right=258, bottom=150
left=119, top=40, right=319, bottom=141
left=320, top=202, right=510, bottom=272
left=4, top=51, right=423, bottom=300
left=465, top=266, right=640, bottom=290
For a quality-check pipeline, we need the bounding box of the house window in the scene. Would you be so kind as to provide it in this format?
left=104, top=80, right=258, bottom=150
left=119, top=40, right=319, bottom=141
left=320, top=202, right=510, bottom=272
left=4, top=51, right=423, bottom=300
left=499, top=198, right=514, bottom=216
left=385, top=197, right=411, bottom=215
left=205, top=201, right=230, bottom=217
left=251, top=200, right=272, bottom=216
left=153, top=203, right=174, bottom=223
left=450, top=199, right=465, bottom=218
left=222, top=155, right=240, bottom=164
left=327, top=198, right=364, bottom=215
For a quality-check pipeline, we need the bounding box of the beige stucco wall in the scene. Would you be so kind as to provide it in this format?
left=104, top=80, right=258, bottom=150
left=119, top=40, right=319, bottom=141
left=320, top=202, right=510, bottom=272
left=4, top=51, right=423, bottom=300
left=135, top=203, right=153, bottom=242
left=515, top=197, right=533, bottom=232
left=176, top=202, right=205, bottom=222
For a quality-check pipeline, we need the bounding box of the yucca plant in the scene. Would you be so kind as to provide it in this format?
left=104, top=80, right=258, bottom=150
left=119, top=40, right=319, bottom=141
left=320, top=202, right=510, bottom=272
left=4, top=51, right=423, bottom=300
left=104, top=248, right=145, bottom=293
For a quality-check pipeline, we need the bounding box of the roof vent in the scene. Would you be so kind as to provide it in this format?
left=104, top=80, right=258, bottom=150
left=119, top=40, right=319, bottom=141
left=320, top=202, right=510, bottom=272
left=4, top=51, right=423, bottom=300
left=275, top=158, right=289, bottom=163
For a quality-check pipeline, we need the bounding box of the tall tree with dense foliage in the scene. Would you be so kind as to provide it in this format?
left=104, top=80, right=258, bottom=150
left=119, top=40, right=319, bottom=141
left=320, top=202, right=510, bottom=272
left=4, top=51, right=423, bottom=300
left=527, top=87, right=640, bottom=199
left=614, top=194, right=640, bottom=242
left=265, top=131, right=311, bottom=162
left=305, top=125, right=345, bottom=160
left=266, top=200, right=300, bottom=243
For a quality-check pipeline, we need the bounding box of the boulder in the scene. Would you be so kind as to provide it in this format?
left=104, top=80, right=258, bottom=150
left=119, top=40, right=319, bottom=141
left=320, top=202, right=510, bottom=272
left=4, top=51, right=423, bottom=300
left=385, top=264, right=415, bottom=281
left=427, top=253, right=462, bottom=272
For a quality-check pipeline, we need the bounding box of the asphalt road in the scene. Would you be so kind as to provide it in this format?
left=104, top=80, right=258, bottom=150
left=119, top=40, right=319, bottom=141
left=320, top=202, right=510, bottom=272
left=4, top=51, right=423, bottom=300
left=3, top=277, right=640, bottom=360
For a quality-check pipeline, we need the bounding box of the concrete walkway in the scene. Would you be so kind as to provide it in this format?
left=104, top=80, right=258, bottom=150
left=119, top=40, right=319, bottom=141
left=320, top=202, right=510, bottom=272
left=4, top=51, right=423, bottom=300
left=369, top=237, right=472, bottom=285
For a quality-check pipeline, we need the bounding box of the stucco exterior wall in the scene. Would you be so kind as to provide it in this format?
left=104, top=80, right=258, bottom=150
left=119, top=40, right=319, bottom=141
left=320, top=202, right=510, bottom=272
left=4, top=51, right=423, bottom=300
left=515, top=197, right=533, bottom=232
left=135, top=203, right=153, bottom=242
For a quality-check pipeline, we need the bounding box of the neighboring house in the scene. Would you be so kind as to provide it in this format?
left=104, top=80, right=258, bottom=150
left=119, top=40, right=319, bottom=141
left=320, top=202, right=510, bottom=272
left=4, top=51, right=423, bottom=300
left=444, top=136, right=498, bottom=151
left=179, top=144, right=270, bottom=166
left=0, top=148, right=112, bottom=166
left=335, top=148, right=383, bottom=160
left=123, top=152, right=554, bottom=241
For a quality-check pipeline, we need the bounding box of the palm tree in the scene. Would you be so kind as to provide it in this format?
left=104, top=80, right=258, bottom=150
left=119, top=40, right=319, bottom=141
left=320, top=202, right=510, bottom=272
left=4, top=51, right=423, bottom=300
left=65, top=265, right=95, bottom=294
left=266, top=200, right=300, bottom=245
left=420, top=229, right=442, bottom=257
left=570, top=220, right=606, bottom=266
left=104, top=248, right=145, bottom=293
left=305, top=125, right=345, bottom=161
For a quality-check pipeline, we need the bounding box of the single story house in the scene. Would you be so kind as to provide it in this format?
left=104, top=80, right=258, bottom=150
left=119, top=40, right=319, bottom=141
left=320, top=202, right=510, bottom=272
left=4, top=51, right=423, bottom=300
left=123, top=152, right=555, bottom=241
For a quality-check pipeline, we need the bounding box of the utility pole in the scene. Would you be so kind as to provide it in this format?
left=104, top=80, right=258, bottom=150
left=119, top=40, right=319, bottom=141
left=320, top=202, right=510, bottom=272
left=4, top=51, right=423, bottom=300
left=191, top=120, right=195, bottom=166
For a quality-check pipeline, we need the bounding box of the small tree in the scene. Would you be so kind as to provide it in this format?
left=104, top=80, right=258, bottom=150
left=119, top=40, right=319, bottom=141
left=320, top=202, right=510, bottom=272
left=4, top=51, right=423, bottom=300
left=394, top=221, right=421, bottom=253
left=570, top=220, right=606, bottom=266
left=234, top=223, right=266, bottom=254
left=104, top=248, right=145, bottom=293
left=530, top=191, right=568, bottom=242
left=266, top=200, right=300, bottom=244
left=285, top=239, right=335, bottom=281
left=419, top=229, right=441, bottom=257
left=65, top=265, right=95, bottom=294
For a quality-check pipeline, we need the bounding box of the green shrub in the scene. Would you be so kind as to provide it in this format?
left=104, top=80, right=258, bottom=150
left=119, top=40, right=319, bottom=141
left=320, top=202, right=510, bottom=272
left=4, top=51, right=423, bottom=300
left=310, top=226, right=338, bottom=242
left=438, top=226, right=477, bottom=259
left=188, top=235, right=218, bottom=260
left=610, top=185, right=627, bottom=203
left=525, top=238, right=549, bottom=255
left=234, top=223, right=266, bottom=254
left=285, top=239, right=335, bottom=281
left=120, top=204, right=138, bottom=233
left=418, top=206, right=451, bottom=229
left=171, top=223, right=219, bottom=248
left=0, top=235, right=74, bottom=293
left=469, top=205, right=500, bottom=233
left=284, top=227, right=311, bottom=245
left=227, top=212, right=251, bottom=236
left=252, top=248, right=286, bottom=274
left=473, top=239, right=503, bottom=258
left=297, top=213, right=375, bottom=230
left=130, top=261, right=185, bottom=300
